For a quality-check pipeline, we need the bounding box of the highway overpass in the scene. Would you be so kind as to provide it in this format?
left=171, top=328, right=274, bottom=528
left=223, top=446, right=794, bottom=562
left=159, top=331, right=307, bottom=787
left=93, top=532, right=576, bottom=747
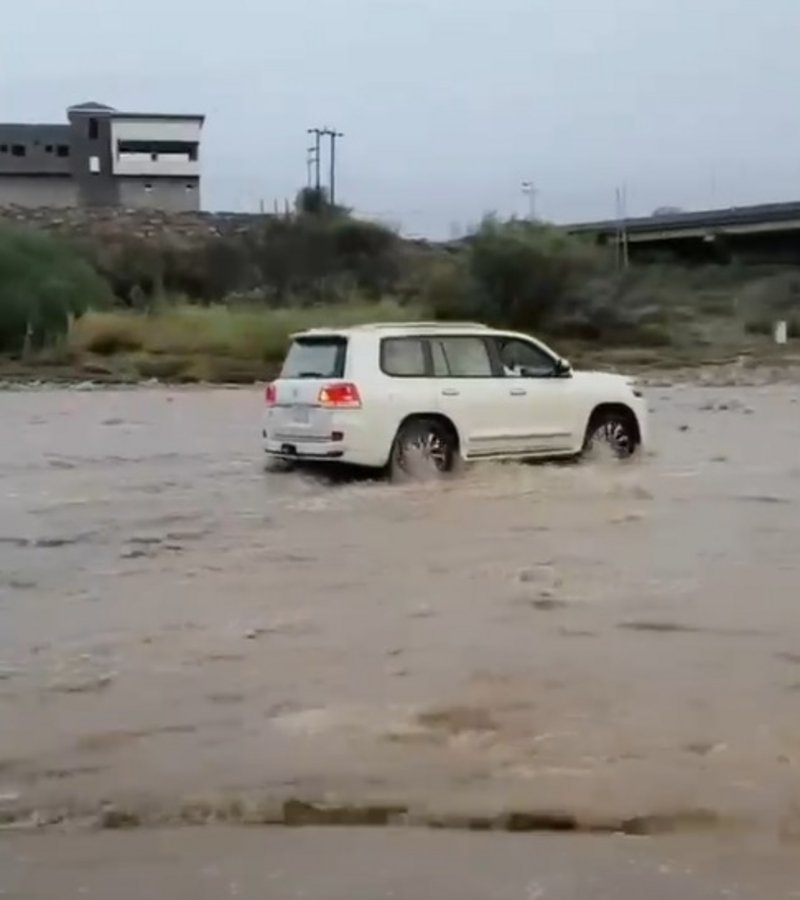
left=566, top=201, right=800, bottom=262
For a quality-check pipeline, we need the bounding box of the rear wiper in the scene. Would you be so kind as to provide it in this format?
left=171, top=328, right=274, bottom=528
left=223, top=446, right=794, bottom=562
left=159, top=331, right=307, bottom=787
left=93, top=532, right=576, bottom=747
left=297, top=371, right=327, bottom=378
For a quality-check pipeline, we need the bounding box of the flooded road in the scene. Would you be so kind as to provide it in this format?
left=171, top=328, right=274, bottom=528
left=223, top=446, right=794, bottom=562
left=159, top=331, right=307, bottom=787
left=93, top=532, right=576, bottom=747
left=2, top=383, right=800, bottom=833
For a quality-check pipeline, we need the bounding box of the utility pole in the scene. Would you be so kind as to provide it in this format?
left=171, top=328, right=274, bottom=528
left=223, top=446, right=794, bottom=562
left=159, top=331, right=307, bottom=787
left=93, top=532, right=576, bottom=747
left=614, top=185, right=630, bottom=269
left=307, top=128, right=324, bottom=191
left=322, top=128, right=344, bottom=206
left=521, top=181, right=537, bottom=220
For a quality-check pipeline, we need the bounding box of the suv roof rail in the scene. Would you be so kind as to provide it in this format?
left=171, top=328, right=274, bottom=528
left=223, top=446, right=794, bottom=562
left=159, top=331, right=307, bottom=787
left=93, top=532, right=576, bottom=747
left=355, top=321, right=487, bottom=330
left=293, top=321, right=490, bottom=338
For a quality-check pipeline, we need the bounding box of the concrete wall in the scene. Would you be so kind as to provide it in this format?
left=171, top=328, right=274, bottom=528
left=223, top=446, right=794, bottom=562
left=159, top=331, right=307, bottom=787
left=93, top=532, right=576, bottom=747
left=67, top=111, right=120, bottom=207
left=0, top=176, right=79, bottom=209
left=0, top=125, right=72, bottom=176
left=110, top=118, right=202, bottom=177
left=118, top=178, right=200, bottom=213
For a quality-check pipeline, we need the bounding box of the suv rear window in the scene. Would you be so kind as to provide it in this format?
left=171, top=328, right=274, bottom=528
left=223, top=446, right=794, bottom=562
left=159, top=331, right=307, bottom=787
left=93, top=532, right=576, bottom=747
left=280, top=337, right=347, bottom=379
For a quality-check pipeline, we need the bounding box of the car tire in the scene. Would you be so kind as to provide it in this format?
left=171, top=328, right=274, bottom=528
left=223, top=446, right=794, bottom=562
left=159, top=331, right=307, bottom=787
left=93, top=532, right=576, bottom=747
left=264, top=456, right=295, bottom=473
left=390, top=418, right=457, bottom=480
left=583, top=409, right=639, bottom=460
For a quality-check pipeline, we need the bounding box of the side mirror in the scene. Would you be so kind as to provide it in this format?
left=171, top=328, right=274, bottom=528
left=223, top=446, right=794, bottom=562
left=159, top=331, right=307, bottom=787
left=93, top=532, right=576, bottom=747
left=554, top=357, right=572, bottom=377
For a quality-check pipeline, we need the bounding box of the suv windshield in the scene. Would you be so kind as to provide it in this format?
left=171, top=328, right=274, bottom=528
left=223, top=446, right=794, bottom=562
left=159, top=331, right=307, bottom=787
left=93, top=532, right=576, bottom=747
left=280, top=337, right=347, bottom=379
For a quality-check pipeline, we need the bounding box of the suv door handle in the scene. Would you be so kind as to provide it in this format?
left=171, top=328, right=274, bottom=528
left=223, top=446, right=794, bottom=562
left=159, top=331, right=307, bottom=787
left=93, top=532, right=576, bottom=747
left=441, top=388, right=460, bottom=397
left=509, top=388, right=527, bottom=396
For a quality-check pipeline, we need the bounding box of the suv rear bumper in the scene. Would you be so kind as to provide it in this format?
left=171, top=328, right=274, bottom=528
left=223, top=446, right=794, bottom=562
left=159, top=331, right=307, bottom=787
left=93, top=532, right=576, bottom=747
left=261, top=413, right=388, bottom=468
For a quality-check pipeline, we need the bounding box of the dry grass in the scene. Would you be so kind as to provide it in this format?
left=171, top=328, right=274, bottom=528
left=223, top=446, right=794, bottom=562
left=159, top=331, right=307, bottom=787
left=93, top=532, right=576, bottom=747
left=67, top=300, right=424, bottom=381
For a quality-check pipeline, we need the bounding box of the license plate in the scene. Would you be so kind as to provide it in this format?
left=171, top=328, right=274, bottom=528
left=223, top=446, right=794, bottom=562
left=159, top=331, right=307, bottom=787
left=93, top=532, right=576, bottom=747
left=291, top=406, right=310, bottom=424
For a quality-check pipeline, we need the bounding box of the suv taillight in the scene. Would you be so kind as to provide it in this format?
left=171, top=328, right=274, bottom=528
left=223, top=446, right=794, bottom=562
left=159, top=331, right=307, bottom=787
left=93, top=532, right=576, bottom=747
left=265, top=383, right=277, bottom=406
left=318, top=382, right=361, bottom=409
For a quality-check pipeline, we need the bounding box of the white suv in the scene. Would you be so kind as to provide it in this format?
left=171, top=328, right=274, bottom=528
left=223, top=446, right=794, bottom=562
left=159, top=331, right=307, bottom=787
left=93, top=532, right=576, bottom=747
left=262, top=322, right=647, bottom=475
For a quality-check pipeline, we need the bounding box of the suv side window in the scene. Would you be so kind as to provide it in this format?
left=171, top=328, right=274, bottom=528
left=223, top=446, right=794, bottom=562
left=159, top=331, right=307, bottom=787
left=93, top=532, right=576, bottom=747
left=433, top=337, right=494, bottom=377
left=495, top=337, right=556, bottom=378
left=380, top=337, right=427, bottom=376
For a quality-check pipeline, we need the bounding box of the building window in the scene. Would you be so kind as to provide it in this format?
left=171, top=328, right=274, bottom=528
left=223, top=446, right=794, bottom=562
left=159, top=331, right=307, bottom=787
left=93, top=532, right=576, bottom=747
left=0, top=145, right=7, bottom=153
left=45, top=145, right=54, bottom=153
left=89, top=156, right=100, bottom=174
left=11, top=145, right=26, bottom=157
left=56, top=145, right=70, bottom=158
left=88, top=118, right=99, bottom=140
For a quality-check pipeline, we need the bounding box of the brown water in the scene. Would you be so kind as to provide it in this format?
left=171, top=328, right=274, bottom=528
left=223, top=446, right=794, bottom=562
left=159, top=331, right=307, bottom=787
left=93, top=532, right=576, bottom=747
left=5, top=827, right=800, bottom=899
left=2, top=383, right=800, bottom=832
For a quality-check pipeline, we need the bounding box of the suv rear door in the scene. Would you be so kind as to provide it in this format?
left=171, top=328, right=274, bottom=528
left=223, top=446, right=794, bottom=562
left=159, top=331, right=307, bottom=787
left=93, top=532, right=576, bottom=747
left=270, top=334, right=349, bottom=440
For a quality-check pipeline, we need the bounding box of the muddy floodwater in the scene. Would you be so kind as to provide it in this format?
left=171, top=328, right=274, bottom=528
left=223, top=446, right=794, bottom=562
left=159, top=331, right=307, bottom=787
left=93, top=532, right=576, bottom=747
left=2, top=382, right=800, bottom=834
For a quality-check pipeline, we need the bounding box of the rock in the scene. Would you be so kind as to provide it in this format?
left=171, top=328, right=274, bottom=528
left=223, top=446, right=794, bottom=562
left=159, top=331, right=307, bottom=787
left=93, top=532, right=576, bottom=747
left=82, top=362, right=114, bottom=376
left=7, top=579, right=36, bottom=590
left=243, top=628, right=268, bottom=640
left=120, top=549, right=152, bottom=560
left=530, top=598, right=569, bottom=612
left=48, top=671, right=116, bottom=694
left=409, top=605, right=435, bottom=619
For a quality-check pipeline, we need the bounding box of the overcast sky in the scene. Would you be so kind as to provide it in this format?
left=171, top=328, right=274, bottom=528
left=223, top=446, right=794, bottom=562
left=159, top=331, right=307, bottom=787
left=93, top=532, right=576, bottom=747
left=4, top=0, right=800, bottom=235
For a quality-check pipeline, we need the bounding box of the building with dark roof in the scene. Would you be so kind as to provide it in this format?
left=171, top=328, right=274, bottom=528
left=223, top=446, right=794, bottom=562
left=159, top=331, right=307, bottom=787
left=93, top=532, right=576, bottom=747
left=0, top=102, right=205, bottom=212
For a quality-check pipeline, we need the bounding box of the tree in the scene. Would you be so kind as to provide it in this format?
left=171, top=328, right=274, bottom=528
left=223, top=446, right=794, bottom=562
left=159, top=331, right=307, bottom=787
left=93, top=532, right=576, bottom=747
left=0, top=226, right=112, bottom=353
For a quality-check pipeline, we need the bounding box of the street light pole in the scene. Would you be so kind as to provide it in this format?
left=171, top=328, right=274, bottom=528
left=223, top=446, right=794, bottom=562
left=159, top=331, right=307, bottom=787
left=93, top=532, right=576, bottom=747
left=521, top=181, right=537, bottom=220
left=306, top=145, right=317, bottom=188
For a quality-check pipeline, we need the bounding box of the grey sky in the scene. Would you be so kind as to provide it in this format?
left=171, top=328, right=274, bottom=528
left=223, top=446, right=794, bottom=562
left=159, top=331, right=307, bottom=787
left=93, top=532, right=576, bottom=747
left=4, top=0, right=800, bottom=235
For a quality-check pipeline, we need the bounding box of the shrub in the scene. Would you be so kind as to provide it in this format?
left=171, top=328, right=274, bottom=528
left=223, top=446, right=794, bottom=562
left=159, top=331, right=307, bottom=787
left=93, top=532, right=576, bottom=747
left=0, top=226, right=112, bottom=353
left=420, top=256, right=481, bottom=321
left=74, top=311, right=146, bottom=355
left=457, top=218, right=606, bottom=329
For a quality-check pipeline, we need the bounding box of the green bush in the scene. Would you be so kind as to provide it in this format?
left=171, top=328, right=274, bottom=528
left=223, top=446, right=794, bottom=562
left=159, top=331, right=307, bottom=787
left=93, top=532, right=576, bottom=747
left=420, top=256, right=482, bottom=321
left=73, top=209, right=404, bottom=309
left=430, top=218, right=606, bottom=330
left=0, top=226, right=112, bottom=353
